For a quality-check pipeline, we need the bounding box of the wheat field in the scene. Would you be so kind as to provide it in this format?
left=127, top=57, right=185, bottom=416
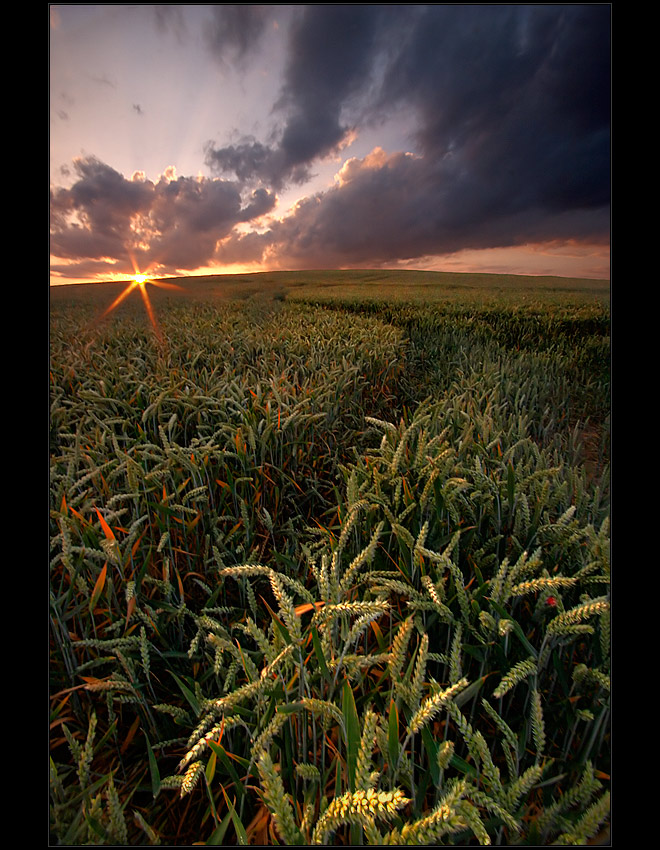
left=50, top=270, right=610, bottom=845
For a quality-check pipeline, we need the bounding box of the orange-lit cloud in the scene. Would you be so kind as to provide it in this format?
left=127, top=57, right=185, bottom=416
left=336, top=146, right=390, bottom=186
left=50, top=157, right=277, bottom=283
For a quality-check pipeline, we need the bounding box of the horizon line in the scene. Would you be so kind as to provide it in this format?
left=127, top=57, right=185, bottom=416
left=49, top=266, right=611, bottom=287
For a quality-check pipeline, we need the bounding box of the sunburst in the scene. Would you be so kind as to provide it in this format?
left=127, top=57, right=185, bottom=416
left=93, top=265, right=185, bottom=343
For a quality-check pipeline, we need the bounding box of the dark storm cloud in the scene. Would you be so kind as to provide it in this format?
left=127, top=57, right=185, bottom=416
left=50, top=157, right=276, bottom=278
left=216, top=147, right=609, bottom=270
left=275, top=5, right=383, bottom=164
left=204, top=138, right=309, bottom=192
left=208, top=4, right=609, bottom=267
left=373, top=4, right=610, bottom=210
left=206, top=4, right=395, bottom=187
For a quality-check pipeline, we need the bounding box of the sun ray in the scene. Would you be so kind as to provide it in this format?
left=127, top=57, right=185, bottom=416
left=97, top=280, right=140, bottom=321
left=150, top=279, right=186, bottom=292
left=136, top=277, right=163, bottom=343
left=89, top=261, right=183, bottom=345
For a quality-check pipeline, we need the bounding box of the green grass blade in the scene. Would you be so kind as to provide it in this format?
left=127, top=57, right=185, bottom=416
left=342, top=679, right=360, bottom=792
left=208, top=741, right=246, bottom=798
left=311, top=626, right=332, bottom=683
left=388, top=699, right=400, bottom=773
left=221, top=786, right=249, bottom=845
left=168, top=671, right=201, bottom=715
left=206, top=808, right=233, bottom=846
left=145, top=736, right=161, bottom=799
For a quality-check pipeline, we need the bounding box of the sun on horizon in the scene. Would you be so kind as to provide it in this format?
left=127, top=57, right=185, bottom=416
left=87, top=268, right=185, bottom=343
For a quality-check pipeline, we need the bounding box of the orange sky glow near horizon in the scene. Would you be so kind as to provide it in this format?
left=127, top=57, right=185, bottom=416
left=49, top=239, right=611, bottom=288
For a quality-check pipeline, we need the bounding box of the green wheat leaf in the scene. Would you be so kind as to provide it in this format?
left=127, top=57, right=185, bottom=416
left=343, top=679, right=361, bottom=792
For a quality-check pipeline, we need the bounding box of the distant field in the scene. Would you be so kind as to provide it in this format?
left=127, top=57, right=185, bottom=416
left=50, top=267, right=610, bottom=311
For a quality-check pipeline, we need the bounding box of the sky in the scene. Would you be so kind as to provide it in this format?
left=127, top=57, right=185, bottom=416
left=49, top=4, right=611, bottom=285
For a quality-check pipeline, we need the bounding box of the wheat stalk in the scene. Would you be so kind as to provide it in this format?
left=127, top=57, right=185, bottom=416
left=311, top=788, right=410, bottom=845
